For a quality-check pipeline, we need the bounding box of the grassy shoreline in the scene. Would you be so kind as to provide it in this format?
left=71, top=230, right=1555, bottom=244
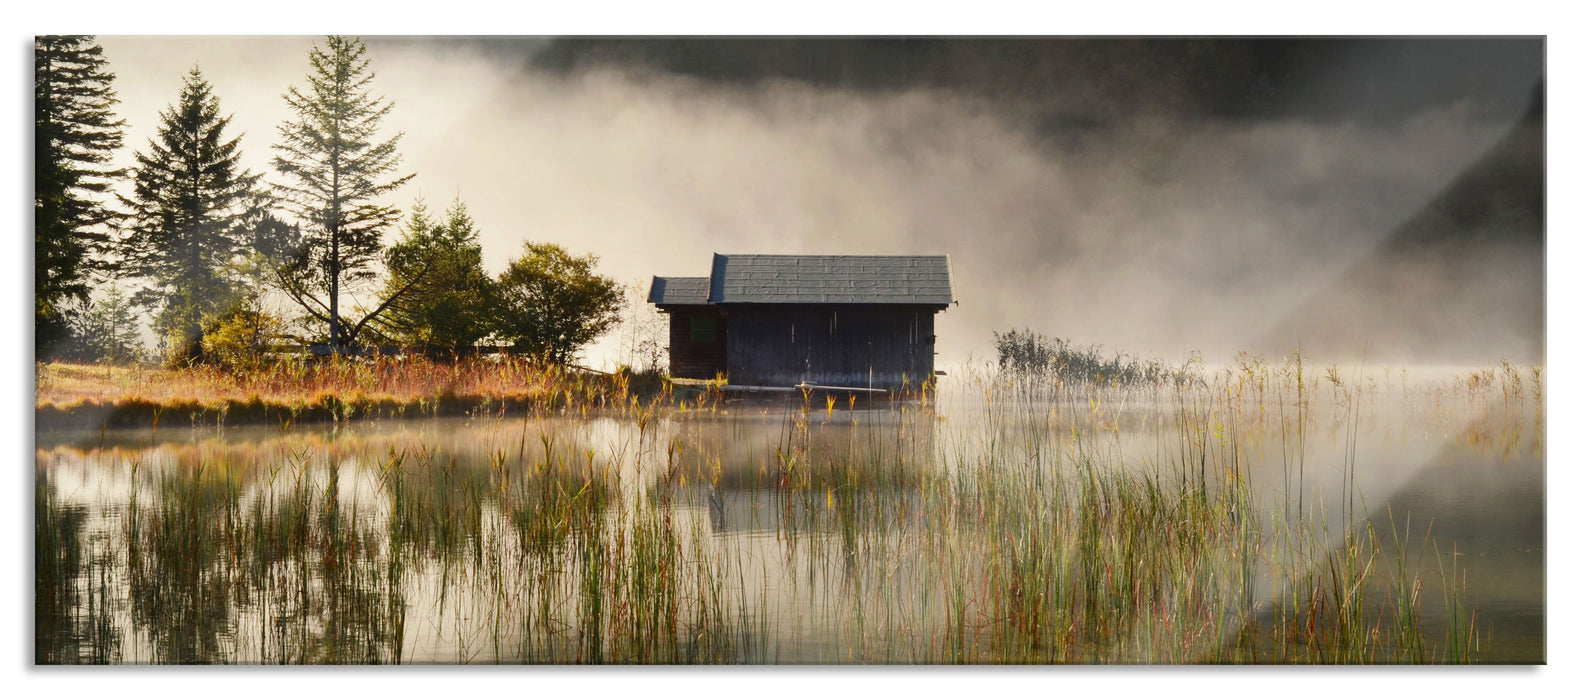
left=34, top=359, right=672, bottom=432
left=36, top=393, right=567, bottom=432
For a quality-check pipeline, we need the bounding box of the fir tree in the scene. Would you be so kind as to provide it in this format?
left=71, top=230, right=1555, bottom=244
left=35, top=36, right=126, bottom=356
left=377, top=197, right=495, bottom=352
left=120, top=67, right=263, bottom=362
left=271, top=35, right=414, bottom=351
left=68, top=285, right=144, bottom=365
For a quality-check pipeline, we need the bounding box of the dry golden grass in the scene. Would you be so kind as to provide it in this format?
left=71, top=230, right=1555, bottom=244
left=34, top=358, right=655, bottom=430
left=38, top=358, right=593, bottom=406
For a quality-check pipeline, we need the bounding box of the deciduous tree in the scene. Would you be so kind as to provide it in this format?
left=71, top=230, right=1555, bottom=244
left=494, top=243, right=622, bottom=365
left=613, top=279, right=668, bottom=373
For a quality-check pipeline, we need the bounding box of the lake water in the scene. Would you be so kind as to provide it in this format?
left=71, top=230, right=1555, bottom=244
left=34, top=368, right=1544, bottom=664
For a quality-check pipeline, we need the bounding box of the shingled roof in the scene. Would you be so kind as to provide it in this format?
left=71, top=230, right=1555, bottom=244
left=648, top=276, right=710, bottom=306
left=705, top=254, right=954, bottom=306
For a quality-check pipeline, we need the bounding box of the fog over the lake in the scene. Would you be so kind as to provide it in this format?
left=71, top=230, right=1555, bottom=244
left=95, top=37, right=1545, bottom=368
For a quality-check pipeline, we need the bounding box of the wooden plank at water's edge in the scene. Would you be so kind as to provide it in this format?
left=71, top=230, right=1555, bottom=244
left=668, top=379, right=889, bottom=395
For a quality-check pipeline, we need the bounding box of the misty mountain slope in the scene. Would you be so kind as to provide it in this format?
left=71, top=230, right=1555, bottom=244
left=526, top=38, right=1541, bottom=128
left=1261, top=85, right=1544, bottom=363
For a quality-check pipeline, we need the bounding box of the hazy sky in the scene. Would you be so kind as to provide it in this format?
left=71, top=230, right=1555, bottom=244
left=90, top=36, right=1544, bottom=367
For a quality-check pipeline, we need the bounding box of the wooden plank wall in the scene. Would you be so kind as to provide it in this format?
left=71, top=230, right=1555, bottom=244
left=666, top=306, right=728, bottom=379
left=723, top=305, right=937, bottom=390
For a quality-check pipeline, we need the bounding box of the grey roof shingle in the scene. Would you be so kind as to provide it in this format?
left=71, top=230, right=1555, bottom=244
left=706, top=254, right=954, bottom=306
left=648, top=276, right=710, bottom=306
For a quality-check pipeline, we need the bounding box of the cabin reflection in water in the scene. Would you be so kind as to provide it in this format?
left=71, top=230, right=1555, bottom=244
left=654, top=410, right=939, bottom=535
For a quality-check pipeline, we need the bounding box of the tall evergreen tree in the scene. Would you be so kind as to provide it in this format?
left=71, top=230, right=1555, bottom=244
left=121, top=67, right=263, bottom=362
left=271, top=35, right=414, bottom=351
left=35, top=35, right=126, bottom=356
left=377, top=197, right=495, bottom=352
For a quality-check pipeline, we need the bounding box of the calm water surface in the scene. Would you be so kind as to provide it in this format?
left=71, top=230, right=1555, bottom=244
left=35, top=369, right=1544, bottom=663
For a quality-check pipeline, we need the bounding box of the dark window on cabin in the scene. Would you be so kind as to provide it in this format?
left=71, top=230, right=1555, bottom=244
left=691, top=316, right=716, bottom=343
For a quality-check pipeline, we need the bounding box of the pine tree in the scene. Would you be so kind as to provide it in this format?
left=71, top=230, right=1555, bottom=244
left=121, top=67, right=263, bottom=362
left=271, top=35, right=414, bottom=351
left=68, top=285, right=144, bottom=365
left=35, top=35, right=126, bottom=356
left=377, top=197, right=495, bottom=352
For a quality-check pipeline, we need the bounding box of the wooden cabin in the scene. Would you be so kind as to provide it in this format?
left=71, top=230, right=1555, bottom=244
left=649, top=254, right=955, bottom=391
